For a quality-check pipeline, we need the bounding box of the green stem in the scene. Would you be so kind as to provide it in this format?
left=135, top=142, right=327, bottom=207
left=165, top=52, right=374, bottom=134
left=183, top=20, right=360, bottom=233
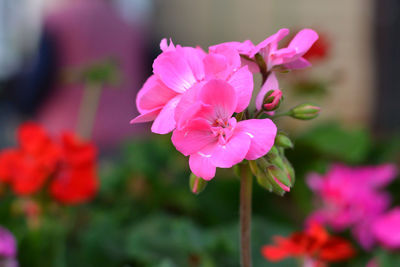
left=76, top=82, right=103, bottom=139
left=272, top=111, right=291, bottom=119
left=240, top=163, right=253, bottom=267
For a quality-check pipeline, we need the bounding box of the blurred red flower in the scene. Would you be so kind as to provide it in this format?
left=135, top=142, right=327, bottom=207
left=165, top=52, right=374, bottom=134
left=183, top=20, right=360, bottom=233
left=50, top=133, right=98, bottom=204
left=0, top=123, right=61, bottom=195
left=0, top=122, right=98, bottom=204
left=261, top=223, right=355, bottom=266
left=303, top=33, right=330, bottom=61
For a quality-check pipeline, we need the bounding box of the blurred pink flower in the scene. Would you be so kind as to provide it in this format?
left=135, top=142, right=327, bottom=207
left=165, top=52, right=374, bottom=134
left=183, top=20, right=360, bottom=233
left=307, top=163, right=397, bottom=250
left=372, top=208, right=400, bottom=249
left=171, top=80, right=276, bottom=180
left=0, top=226, right=16, bottom=259
left=131, top=39, right=253, bottom=134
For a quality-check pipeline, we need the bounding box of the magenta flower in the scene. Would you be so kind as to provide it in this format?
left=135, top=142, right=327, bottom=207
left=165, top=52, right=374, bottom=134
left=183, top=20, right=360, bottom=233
left=172, top=80, right=276, bottom=180
left=130, top=39, right=253, bottom=134
left=0, top=226, right=17, bottom=267
left=372, top=208, right=400, bottom=249
left=306, top=163, right=397, bottom=250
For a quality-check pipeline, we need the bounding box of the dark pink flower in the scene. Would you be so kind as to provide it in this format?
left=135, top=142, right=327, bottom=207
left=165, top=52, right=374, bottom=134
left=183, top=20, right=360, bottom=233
left=307, top=164, right=397, bottom=249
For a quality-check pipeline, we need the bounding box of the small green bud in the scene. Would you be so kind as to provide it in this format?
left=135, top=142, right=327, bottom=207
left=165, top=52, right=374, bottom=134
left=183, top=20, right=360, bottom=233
left=252, top=158, right=290, bottom=196
left=189, top=173, right=207, bottom=195
left=290, top=103, right=321, bottom=120
left=275, top=134, right=294, bottom=149
left=266, top=165, right=292, bottom=189
left=265, top=146, right=285, bottom=171
left=262, top=89, right=283, bottom=111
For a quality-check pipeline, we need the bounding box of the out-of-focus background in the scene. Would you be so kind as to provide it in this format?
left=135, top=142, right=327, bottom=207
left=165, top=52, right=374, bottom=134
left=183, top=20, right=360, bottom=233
left=0, top=0, right=399, bottom=266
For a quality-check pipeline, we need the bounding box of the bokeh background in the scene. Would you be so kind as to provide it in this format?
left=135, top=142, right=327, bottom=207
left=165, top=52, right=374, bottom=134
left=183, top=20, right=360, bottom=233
left=0, top=0, right=399, bottom=266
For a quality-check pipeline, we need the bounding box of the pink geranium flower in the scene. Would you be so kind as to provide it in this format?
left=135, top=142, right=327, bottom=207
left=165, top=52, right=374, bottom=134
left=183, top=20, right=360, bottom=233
left=250, top=28, right=319, bottom=71
left=372, top=208, right=400, bottom=249
left=130, top=39, right=253, bottom=134
left=171, top=80, right=277, bottom=180
left=306, top=163, right=397, bottom=250
left=212, top=29, right=318, bottom=111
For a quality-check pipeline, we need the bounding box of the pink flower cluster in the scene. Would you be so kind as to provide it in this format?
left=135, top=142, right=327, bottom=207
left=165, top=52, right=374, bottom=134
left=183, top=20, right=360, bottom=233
left=131, top=29, right=318, bottom=180
left=307, top=163, right=398, bottom=250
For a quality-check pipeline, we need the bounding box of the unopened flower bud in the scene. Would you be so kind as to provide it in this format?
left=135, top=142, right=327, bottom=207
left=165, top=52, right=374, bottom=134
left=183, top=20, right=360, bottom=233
left=267, top=165, right=292, bottom=191
left=250, top=159, right=275, bottom=193
left=189, top=173, right=207, bottom=195
left=252, top=157, right=292, bottom=196
left=290, top=103, right=320, bottom=120
left=282, top=156, right=295, bottom=184
left=265, top=146, right=285, bottom=171
left=275, top=134, right=293, bottom=149
left=263, top=89, right=282, bottom=111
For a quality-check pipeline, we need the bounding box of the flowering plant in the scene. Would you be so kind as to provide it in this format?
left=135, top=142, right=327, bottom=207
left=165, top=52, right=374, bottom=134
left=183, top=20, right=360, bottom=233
left=131, top=28, right=320, bottom=266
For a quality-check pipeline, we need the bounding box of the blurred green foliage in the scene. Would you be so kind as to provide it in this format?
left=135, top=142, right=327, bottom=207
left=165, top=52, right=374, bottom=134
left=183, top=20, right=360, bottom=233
left=0, top=122, right=399, bottom=266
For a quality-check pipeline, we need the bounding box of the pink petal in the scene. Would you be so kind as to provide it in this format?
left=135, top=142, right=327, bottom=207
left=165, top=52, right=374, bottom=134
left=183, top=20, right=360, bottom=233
left=227, top=66, right=254, bottom=113
left=255, top=72, right=279, bottom=110
left=178, top=46, right=205, bottom=81
left=209, top=45, right=241, bottom=72
left=242, top=58, right=260, bottom=73
left=251, top=28, right=289, bottom=57
left=136, top=75, right=178, bottom=113
left=353, top=221, right=376, bottom=250
left=372, top=208, right=400, bottom=249
left=153, top=51, right=197, bottom=93
left=283, top=57, right=311, bottom=69
left=209, top=40, right=255, bottom=56
left=236, top=119, right=277, bottom=160
left=270, top=47, right=297, bottom=66
left=205, top=130, right=251, bottom=168
left=306, top=172, right=323, bottom=192
left=203, top=53, right=230, bottom=80
left=365, top=164, right=398, bottom=188
left=130, top=108, right=160, bottom=124
left=171, top=118, right=215, bottom=156
left=174, top=82, right=205, bottom=128
left=189, top=152, right=216, bottom=180
left=198, top=80, right=238, bottom=120
left=151, top=95, right=181, bottom=134
left=288, top=29, right=319, bottom=57
left=160, top=38, right=175, bottom=52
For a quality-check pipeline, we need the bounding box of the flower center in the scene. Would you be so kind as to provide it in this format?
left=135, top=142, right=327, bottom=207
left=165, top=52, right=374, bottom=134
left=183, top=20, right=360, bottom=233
left=211, top=117, right=237, bottom=145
